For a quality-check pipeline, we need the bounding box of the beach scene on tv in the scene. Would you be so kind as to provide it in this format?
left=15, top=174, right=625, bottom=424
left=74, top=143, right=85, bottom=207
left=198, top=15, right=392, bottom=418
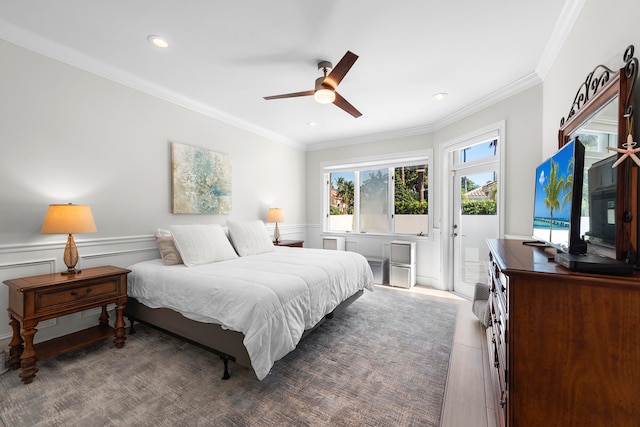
left=532, top=143, right=576, bottom=251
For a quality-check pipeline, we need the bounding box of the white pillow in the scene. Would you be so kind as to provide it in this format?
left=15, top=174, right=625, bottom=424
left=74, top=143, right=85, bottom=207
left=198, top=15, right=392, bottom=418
left=227, top=220, right=275, bottom=256
left=169, top=224, right=238, bottom=267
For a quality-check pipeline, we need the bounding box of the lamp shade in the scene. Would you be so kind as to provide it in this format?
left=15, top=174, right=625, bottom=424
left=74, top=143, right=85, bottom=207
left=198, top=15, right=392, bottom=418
left=41, top=204, right=97, bottom=234
left=266, top=208, right=285, bottom=223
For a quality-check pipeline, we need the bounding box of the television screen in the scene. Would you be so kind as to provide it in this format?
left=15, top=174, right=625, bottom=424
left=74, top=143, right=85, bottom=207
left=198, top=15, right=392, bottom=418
left=532, top=139, right=587, bottom=254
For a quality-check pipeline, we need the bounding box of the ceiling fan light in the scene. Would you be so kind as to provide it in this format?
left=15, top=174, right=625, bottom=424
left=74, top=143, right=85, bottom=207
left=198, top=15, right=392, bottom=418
left=314, top=88, right=335, bottom=104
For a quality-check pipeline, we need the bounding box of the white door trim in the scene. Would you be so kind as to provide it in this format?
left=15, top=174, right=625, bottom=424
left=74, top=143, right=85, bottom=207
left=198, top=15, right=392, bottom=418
left=440, top=120, right=506, bottom=293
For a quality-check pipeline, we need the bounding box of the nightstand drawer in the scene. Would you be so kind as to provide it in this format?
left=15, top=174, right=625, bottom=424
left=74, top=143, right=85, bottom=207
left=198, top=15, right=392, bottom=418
left=36, top=279, right=119, bottom=312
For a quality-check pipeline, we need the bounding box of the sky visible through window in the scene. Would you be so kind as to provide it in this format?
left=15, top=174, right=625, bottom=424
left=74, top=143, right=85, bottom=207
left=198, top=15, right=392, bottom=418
left=331, top=172, right=354, bottom=187
left=461, top=140, right=497, bottom=186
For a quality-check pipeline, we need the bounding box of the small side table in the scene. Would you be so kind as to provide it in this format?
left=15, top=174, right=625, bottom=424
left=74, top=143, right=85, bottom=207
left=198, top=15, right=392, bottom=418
left=3, top=265, right=130, bottom=384
left=274, top=240, right=304, bottom=248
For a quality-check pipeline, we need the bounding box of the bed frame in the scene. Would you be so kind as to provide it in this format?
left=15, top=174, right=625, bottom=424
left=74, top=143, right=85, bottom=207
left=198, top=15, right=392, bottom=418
left=124, top=289, right=364, bottom=379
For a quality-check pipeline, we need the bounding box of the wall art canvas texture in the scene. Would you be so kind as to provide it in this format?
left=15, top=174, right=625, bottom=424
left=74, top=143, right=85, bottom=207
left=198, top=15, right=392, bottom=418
left=171, top=142, right=232, bottom=214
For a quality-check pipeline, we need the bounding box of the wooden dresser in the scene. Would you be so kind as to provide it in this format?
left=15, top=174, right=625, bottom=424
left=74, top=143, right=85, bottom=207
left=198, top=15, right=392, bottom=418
left=486, top=239, right=640, bottom=427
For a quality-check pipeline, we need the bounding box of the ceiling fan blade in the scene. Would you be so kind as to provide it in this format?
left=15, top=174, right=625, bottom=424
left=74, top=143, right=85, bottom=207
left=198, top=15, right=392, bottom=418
left=263, top=90, right=315, bottom=100
left=334, top=92, right=362, bottom=118
left=323, top=51, right=358, bottom=89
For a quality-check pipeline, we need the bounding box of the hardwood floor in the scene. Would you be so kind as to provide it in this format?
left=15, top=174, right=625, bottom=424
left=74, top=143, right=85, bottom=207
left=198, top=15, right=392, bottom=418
left=375, top=284, right=494, bottom=427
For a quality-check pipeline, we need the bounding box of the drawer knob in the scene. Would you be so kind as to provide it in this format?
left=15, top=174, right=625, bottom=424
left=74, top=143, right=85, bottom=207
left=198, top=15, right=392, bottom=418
left=70, top=288, right=92, bottom=296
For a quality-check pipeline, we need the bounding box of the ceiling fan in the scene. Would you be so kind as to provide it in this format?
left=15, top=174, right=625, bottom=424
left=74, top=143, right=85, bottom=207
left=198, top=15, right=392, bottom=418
left=263, top=51, right=362, bottom=118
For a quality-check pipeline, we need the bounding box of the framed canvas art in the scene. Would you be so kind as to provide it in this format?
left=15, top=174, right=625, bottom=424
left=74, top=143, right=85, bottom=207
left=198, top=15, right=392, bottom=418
left=171, top=142, right=232, bottom=214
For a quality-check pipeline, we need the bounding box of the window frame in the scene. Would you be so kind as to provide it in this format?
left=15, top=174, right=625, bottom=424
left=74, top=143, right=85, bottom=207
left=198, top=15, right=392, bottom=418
left=321, top=149, right=433, bottom=239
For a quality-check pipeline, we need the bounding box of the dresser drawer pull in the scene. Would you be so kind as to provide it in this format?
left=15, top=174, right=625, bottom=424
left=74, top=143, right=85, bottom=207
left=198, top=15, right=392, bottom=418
left=70, top=288, right=92, bottom=296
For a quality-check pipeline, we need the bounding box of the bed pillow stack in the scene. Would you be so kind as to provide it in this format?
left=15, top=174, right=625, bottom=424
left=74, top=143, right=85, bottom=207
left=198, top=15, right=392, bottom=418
left=155, top=229, right=183, bottom=266
left=169, top=224, right=238, bottom=267
left=226, top=220, right=275, bottom=256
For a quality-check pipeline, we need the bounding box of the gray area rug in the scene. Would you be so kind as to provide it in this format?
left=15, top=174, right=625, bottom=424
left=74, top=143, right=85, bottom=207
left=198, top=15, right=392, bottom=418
left=0, top=289, right=457, bottom=427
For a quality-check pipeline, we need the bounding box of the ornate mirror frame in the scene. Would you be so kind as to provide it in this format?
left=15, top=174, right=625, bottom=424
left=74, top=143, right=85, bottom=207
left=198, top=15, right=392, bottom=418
left=558, top=45, right=638, bottom=263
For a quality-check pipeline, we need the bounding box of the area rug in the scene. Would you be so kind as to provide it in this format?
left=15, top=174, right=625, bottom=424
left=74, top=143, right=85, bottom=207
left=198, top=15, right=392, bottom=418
left=0, top=289, right=458, bottom=427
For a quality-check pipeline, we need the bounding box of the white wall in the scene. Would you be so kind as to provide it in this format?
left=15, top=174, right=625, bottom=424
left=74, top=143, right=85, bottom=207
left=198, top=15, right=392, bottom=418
left=433, top=85, right=542, bottom=237
left=0, top=39, right=306, bottom=344
left=305, top=134, right=442, bottom=287
left=3, top=0, right=640, bottom=345
left=305, top=85, right=542, bottom=289
left=304, top=0, right=640, bottom=292
left=542, top=0, right=640, bottom=160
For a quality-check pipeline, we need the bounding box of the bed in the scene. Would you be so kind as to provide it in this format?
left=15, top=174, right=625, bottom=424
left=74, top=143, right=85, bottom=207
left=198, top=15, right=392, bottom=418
left=124, top=221, right=374, bottom=380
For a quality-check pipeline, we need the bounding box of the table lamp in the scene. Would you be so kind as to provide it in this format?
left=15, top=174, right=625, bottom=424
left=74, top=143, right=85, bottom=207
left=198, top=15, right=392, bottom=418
left=41, top=203, right=97, bottom=274
left=266, top=208, right=285, bottom=244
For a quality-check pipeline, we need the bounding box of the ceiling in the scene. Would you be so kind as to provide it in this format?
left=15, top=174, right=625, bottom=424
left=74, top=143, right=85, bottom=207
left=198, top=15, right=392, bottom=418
left=0, top=1, right=579, bottom=150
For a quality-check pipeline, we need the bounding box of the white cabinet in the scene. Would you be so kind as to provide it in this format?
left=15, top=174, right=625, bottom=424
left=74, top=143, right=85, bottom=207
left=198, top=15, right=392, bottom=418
left=366, top=256, right=388, bottom=285
left=322, top=236, right=345, bottom=251
left=389, top=241, right=416, bottom=288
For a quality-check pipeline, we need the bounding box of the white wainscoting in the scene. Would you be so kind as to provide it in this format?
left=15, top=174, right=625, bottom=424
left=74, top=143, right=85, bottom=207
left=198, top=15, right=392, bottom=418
left=306, top=224, right=443, bottom=289
left=1, top=223, right=436, bottom=350
left=0, top=226, right=308, bottom=349
left=0, top=235, right=159, bottom=347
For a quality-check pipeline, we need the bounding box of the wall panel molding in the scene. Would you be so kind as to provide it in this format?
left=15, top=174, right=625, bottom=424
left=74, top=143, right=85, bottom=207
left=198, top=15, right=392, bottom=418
left=0, top=235, right=159, bottom=344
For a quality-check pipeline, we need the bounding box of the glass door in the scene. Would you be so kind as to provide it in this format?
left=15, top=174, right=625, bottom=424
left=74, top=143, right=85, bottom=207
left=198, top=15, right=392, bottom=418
left=452, top=162, right=499, bottom=298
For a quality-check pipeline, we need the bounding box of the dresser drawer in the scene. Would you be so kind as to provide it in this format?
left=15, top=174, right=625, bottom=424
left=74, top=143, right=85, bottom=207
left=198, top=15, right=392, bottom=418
left=36, top=279, right=120, bottom=313
left=487, top=326, right=507, bottom=427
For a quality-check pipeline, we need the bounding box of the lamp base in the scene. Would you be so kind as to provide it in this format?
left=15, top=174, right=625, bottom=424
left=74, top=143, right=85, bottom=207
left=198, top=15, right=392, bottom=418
left=63, top=234, right=81, bottom=275
left=274, top=222, right=280, bottom=244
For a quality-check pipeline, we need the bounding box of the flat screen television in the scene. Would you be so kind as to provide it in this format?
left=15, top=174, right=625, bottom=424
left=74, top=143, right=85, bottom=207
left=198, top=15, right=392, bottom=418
left=532, top=139, right=587, bottom=254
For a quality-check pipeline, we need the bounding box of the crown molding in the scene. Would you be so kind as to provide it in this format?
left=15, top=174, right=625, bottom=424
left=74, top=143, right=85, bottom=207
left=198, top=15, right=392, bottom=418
left=0, top=19, right=304, bottom=151
left=1, top=0, right=583, bottom=154
left=535, top=0, right=587, bottom=80
left=306, top=71, right=541, bottom=151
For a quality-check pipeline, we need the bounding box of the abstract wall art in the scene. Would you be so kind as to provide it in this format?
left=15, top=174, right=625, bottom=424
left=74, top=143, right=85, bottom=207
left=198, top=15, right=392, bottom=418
left=171, top=142, right=232, bottom=214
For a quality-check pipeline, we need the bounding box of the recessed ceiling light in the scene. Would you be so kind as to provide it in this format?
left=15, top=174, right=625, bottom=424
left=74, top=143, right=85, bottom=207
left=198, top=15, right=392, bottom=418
left=432, top=92, right=448, bottom=101
left=307, top=121, right=317, bottom=127
left=147, top=35, right=169, bottom=48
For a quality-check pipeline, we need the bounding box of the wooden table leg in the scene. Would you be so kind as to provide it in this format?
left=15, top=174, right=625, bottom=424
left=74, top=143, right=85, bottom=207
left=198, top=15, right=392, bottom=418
left=113, top=300, right=127, bottom=349
left=99, top=304, right=109, bottom=328
left=7, top=313, right=24, bottom=370
left=18, top=320, right=39, bottom=384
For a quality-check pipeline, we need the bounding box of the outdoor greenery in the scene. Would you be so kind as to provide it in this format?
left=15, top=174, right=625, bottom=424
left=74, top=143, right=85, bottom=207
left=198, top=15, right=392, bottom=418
left=460, top=176, right=497, bottom=215
left=333, top=176, right=354, bottom=214
left=395, top=200, right=429, bottom=214
left=330, top=165, right=428, bottom=216
left=462, top=199, right=496, bottom=215
left=394, top=165, right=428, bottom=214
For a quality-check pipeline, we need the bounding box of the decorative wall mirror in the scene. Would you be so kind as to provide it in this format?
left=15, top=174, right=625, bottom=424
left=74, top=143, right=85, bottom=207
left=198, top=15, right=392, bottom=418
left=558, top=45, right=638, bottom=264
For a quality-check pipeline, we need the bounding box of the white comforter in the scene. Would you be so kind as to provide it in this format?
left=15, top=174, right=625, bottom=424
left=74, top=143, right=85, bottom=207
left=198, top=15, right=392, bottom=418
left=127, top=247, right=374, bottom=379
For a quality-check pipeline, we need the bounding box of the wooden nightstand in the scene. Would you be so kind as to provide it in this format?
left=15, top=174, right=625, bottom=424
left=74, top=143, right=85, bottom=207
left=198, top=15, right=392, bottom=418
left=273, top=240, right=304, bottom=248
left=3, top=265, right=130, bottom=384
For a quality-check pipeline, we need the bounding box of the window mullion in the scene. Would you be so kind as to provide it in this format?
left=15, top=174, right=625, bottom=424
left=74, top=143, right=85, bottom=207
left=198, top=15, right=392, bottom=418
left=389, top=167, right=395, bottom=233
left=354, top=171, right=360, bottom=233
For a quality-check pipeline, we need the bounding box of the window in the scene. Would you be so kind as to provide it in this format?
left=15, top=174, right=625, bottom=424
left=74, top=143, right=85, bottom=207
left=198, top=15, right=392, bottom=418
left=460, top=139, right=498, bottom=163
left=360, top=168, right=390, bottom=233
left=324, top=152, right=432, bottom=236
left=455, top=138, right=499, bottom=216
